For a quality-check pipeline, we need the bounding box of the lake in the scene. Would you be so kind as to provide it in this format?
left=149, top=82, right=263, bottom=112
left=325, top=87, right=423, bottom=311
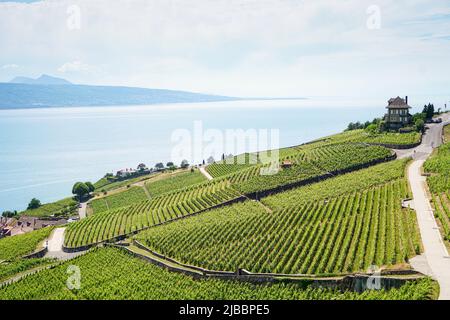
left=0, top=97, right=425, bottom=212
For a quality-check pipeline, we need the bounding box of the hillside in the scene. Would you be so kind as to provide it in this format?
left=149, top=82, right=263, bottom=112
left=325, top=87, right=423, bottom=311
left=9, top=74, right=72, bottom=85
left=0, top=82, right=237, bottom=109
left=1, top=125, right=444, bottom=301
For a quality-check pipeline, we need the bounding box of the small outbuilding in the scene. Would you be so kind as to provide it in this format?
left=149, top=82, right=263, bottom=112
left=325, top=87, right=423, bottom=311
left=281, top=160, right=294, bottom=169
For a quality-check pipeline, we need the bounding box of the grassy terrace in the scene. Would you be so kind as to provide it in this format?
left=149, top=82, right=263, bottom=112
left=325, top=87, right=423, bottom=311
left=137, top=177, right=421, bottom=275
left=0, top=247, right=437, bottom=300
left=19, top=197, right=77, bottom=218
left=93, top=172, right=157, bottom=192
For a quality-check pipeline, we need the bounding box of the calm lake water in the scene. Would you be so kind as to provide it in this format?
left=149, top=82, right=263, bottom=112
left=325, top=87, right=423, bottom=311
left=0, top=97, right=432, bottom=212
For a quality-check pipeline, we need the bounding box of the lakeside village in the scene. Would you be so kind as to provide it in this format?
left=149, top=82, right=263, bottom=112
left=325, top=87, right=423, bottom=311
left=0, top=96, right=446, bottom=239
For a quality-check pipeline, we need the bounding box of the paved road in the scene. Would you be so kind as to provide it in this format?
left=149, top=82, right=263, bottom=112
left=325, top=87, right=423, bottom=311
left=405, top=113, right=450, bottom=300
left=408, top=160, right=450, bottom=300
left=78, top=202, right=87, bottom=219
left=395, top=115, right=450, bottom=160
left=199, top=166, right=213, bottom=181
left=44, top=227, right=86, bottom=261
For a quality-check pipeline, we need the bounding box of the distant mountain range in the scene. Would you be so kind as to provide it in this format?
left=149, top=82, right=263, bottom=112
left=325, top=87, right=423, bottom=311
left=9, top=74, right=73, bottom=86
left=0, top=75, right=238, bottom=109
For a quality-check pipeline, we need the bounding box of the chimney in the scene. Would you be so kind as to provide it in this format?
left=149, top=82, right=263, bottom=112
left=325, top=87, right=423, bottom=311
left=405, top=96, right=408, bottom=105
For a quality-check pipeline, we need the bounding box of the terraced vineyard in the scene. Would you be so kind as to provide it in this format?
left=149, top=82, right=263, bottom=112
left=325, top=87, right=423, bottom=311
left=263, top=159, right=409, bottom=210
left=206, top=153, right=258, bottom=178
left=356, top=132, right=421, bottom=146
left=424, top=133, right=450, bottom=245
left=0, top=227, right=54, bottom=261
left=0, top=247, right=437, bottom=300
left=64, top=180, right=241, bottom=248
left=90, top=186, right=148, bottom=213
left=145, top=170, right=206, bottom=197
left=137, top=179, right=421, bottom=275
left=431, top=193, right=450, bottom=241
left=234, top=143, right=393, bottom=195
left=424, top=142, right=450, bottom=194
left=291, top=129, right=421, bottom=149
left=0, top=258, right=53, bottom=282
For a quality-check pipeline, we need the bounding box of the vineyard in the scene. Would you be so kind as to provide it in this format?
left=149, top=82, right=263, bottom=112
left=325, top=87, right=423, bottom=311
left=233, top=143, right=393, bottom=195
left=444, top=124, right=450, bottom=143
left=424, top=142, right=450, bottom=193
left=0, top=247, right=437, bottom=300
left=64, top=180, right=241, bottom=248
left=137, top=179, right=421, bottom=275
left=431, top=193, right=450, bottom=241
left=90, top=186, right=148, bottom=214
left=93, top=172, right=156, bottom=193
left=145, top=170, right=206, bottom=197
left=206, top=153, right=259, bottom=178
left=263, top=159, right=409, bottom=210
left=424, top=136, right=450, bottom=246
left=0, top=258, right=53, bottom=282
left=0, top=227, right=53, bottom=261
left=356, top=132, right=421, bottom=146
left=290, top=129, right=421, bottom=149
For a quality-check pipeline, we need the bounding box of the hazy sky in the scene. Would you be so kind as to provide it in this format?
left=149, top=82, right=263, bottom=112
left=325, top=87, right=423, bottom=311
left=0, top=0, right=449, bottom=97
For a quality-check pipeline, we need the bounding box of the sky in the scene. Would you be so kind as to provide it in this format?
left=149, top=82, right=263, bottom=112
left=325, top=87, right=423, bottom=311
left=0, top=0, right=449, bottom=98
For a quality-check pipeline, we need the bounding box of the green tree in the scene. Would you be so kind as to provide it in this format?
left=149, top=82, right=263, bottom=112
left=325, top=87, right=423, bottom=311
left=365, top=123, right=379, bottom=135
left=413, top=112, right=426, bottom=123
left=415, top=119, right=425, bottom=133
left=180, top=159, right=190, bottom=169
left=72, top=182, right=90, bottom=200
left=155, top=163, right=165, bottom=170
left=166, top=162, right=174, bottom=167
left=27, top=198, right=41, bottom=210
left=2, top=210, right=17, bottom=218
left=85, top=182, right=95, bottom=193
left=422, top=103, right=435, bottom=120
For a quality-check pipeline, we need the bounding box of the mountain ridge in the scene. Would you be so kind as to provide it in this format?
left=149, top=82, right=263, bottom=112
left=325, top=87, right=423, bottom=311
left=9, top=74, right=73, bottom=85
left=0, top=82, right=238, bottom=109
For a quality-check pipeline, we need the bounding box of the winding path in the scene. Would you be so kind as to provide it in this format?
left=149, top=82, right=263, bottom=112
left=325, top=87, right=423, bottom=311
left=44, top=227, right=86, bottom=260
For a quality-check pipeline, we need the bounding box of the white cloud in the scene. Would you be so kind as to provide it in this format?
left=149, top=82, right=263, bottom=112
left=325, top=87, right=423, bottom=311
left=57, top=61, right=94, bottom=73
left=1, top=64, right=19, bottom=69
left=0, top=0, right=449, bottom=97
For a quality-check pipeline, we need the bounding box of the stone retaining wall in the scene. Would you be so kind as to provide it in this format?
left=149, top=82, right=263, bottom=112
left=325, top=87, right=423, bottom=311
left=124, top=242, right=424, bottom=293
left=22, top=247, right=48, bottom=259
